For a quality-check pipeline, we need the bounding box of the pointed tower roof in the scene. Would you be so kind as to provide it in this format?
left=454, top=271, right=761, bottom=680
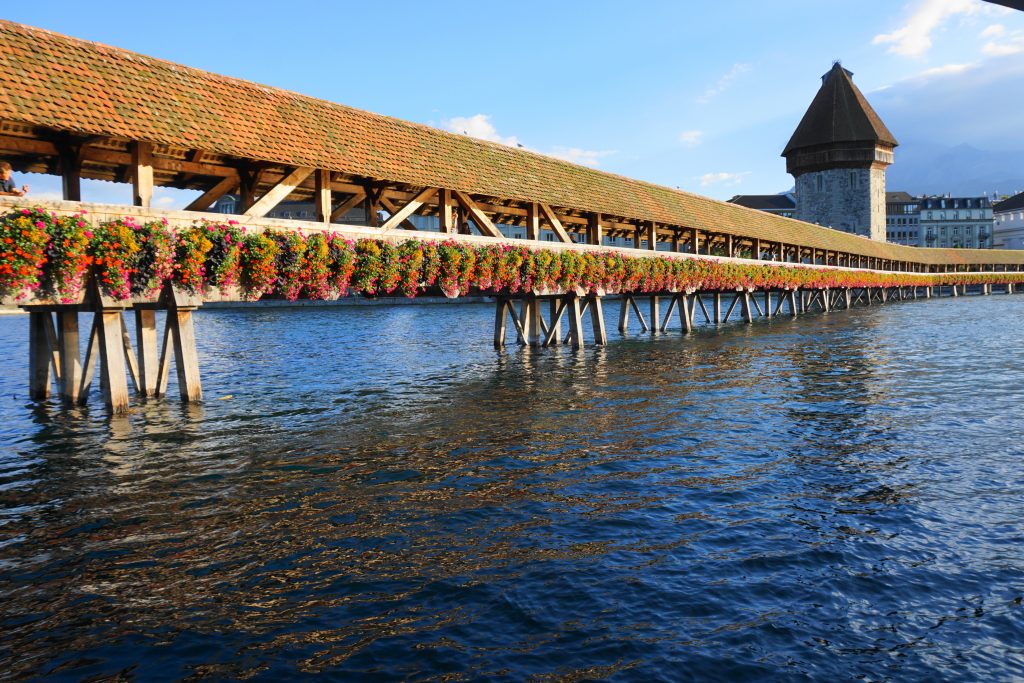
left=782, top=63, right=897, bottom=156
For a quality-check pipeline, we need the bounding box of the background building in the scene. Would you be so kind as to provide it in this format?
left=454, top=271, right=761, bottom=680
left=993, top=191, right=1024, bottom=249
left=885, top=192, right=920, bottom=246
left=727, top=193, right=796, bottom=218
left=918, top=195, right=992, bottom=249
left=783, top=63, right=897, bottom=241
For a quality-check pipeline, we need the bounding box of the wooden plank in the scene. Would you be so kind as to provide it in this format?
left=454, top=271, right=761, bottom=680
left=184, top=175, right=240, bottom=212
left=243, top=166, right=314, bottom=218
left=538, top=203, right=573, bottom=244
left=314, top=169, right=332, bottom=223
left=629, top=295, right=649, bottom=331
left=131, top=141, right=154, bottom=208
left=661, top=295, right=678, bottom=333
left=380, top=187, right=438, bottom=232
left=454, top=191, right=503, bottom=238
left=646, top=221, right=657, bottom=251
left=618, top=294, right=631, bottom=332
left=649, top=295, right=660, bottom=333
left=696, top=294, right=712, bottom=323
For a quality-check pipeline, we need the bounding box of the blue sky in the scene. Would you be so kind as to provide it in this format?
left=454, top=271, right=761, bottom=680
left=7, top=0, right=1024, bottom=205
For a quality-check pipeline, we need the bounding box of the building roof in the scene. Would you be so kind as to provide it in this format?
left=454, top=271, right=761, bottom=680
left=728, top=194, right=796, bottom=211
left=994, top=191, right=1024, bottom=214
left=0, top=20, right=1018, bottom=266
left=783, top=63, right=898, bottom=156
left=886, top=191, right=916, bottom=203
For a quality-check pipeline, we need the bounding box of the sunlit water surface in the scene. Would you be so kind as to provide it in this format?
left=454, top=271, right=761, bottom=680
left=1, top=295, right=1023, bottom=681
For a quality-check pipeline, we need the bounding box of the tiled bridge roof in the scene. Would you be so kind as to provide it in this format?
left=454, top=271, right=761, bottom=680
left=0, top=19, right=1018, bottom=267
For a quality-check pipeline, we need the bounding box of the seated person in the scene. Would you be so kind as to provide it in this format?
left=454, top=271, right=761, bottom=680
left=0, top=161, right=28, bottom=196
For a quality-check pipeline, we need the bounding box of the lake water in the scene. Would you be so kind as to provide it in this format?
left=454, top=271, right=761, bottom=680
left=1, top=295, right=1023, bottom=681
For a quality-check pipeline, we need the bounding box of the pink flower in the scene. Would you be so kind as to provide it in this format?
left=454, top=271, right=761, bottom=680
left=84, top=230, right=93, bottom=238
left=21, top=208, right=30, bottom=215
left=35, top=221, right=45, bottom=228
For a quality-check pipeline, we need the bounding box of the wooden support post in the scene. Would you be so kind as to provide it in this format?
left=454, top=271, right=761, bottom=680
left=649, top=296, right=660, bottom=334
left=788, top=290, right=798, bottom=316
left=58, top=141, right=83, bottom=201
left=726, top=234, right=734, bottom=258
left=679, top=294, right=693, bottom=333
left=29, top=312, right=52, bottom=400
left=57, top=311, right=81, bottom=403
left=566, top=295, right=585, bottom=350
left=548, top=299, right=562, bottom=345
left=714, top=293, right=722, bottom=324
left=696, top=294, right=711, bottom=324
left=741, top=292, right=753, bottom=323
left=691, top=228, right=699, bottom=254
left=753, top=238, right=762, bottom=260
left=671, top=231, right=680, bottom=252
left=314, top=169, right=332, bottom=223
left=823, top=289, right=831, bottom=313
left=131, top=141, right=154, bottom=208
left=97, top=310, right=130, bottom=413
left=494, top=299, right=508, bottom=348
left=587, top=213, right=604, bottom=246
left=633, top=228, right=642, bottom=250
left=646, top=221, right=656, bottom=251
left=365, top=186, right=382, bottom=227
left=722, top=293, right=740, bottom=323
left=526, top=202, right=540, bottom=240
left=135, top=309, right=159, bottom=397
left=589, top=296, right=607, bottom=345
left=168, top=305, right=203, bottom=402
left=78, top=314, right=99, bottom=405
left=618, top=294, right=631, bottom=332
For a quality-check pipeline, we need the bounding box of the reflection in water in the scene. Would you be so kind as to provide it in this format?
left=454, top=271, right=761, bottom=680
left=1, top=297, right=1024, bottom=680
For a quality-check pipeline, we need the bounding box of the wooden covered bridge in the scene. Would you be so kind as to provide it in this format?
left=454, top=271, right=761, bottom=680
left=1, top=19, right=1022, bottom=413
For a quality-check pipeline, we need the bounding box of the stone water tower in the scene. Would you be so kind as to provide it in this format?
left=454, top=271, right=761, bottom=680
left=783, top=62, right=897, bottom=241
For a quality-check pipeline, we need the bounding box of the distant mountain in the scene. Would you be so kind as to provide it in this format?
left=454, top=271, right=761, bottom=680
left=886, top=140, right=1024, bottom=198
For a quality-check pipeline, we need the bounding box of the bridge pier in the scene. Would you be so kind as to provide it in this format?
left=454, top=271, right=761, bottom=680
left=495, top=293, right=606, bottom=350
left=22, top=284, right=203, bottom=414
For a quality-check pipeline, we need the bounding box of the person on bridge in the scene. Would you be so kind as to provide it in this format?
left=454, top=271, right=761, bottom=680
left=0, top=161, right=29, bottom=196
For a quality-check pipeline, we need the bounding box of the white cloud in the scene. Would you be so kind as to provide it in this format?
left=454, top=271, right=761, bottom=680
left=982, top=27, right=1024, bottom=56
left=444, top=114, right=613, bottom=167
left=678, top=130, right=704, bottom=147
left=913, top=62, right=979, bottom=79
left=699, top=172, right=749, bottom=187
left=873, top=0, right=988, bottom=57
left=980, top=23, right=1005, bottom=38
left=443, top=114, right=520, bottom=146
left=696, top=63, right=750, bottom=104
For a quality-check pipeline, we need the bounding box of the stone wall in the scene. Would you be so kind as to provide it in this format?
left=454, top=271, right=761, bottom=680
left=795, top=167, right=886, bottom=241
